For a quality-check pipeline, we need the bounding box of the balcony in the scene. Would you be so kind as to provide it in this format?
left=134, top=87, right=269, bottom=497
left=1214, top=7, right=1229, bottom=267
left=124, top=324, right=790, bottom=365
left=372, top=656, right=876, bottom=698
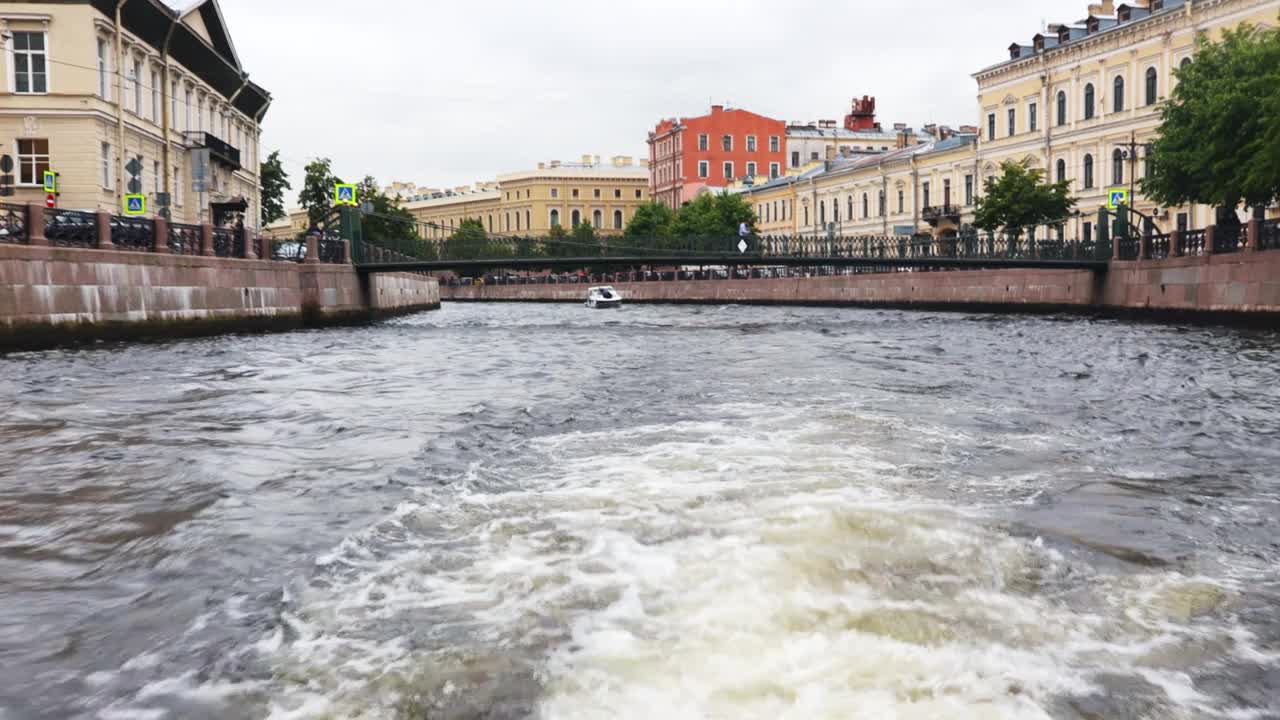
left=185, top=132, right=241, bottom=171
left=922, top=204, right=962, bottom=226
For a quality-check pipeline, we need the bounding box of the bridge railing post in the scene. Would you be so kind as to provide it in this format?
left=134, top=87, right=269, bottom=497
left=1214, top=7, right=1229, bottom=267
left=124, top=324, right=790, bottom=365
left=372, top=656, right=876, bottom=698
left=200, top=223, right=215, bottom=257
left=242, top=226, right=258, bottom=260
left=1169, top=229, right=1183, bottom=258
left=305, top=232, right=320, bottom=264
left=153, top=215, right=170, bottom=254
left=1247, top=218, right=1262, bottom=253
left=97, top=210, right=115, bottom=250
left=26, top=202, right=48, bottom=246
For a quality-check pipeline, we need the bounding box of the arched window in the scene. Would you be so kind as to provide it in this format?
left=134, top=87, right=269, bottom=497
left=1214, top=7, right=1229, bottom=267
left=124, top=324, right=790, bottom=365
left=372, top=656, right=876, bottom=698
left=1113, top=76, right=1125, bottom=113
left=847, top=196, right=853, bottom=220
left=862, top=193, right=869, bottom=218
left=613, top=210, right=623, bottom=230
left=488, top=215, right=493, bottom=231
left=1083, top=154, right=1095, bottom=189
left=516, top=212, right=521, bottom=231
left=571, top=210, right=581, bottom=227
left=1056, top=159, right=1067, bottom=184
left=1084, top=83, right=1095, bottom=120
left=833, top=201, right=840, bottom=223
left=505, top=213, right=510, bottom=231
left=1180, top=57, right=1192, bottom=70
left=1056, top=91, right=1067, bottom=126
left=550, top=209, right=560, bottom=227
left=592, top=209, right=602, bottom=229
left=1145, top=67, right=1158, bottom=105
left=1113, top=148, right=1124, bottom=185
left=878, top=190, right=885, bottom=217
left=526, top=210, right=530, bottom=230
left=819, top=200, right=826, bottom=226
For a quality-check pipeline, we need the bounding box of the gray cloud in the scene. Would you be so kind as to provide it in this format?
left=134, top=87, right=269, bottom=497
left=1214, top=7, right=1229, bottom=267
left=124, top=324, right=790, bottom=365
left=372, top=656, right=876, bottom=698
left=212, top=0, right=1092, bottom=194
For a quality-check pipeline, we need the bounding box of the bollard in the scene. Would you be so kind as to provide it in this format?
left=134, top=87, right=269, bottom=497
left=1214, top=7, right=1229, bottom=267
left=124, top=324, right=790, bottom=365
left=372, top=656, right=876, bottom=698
left=1247, top=219, right=1261, bottom=253
left=1169, top=229, right=1183, bottom=258
left=1138, top=233, right=1149, bottom=261
left=152, top=216, right=170, bottom=254
left=26, top=202, right=48, bottom=246
left=96, top=210, right=115, bottom=250
left=200, top=223, right=215, bottom=257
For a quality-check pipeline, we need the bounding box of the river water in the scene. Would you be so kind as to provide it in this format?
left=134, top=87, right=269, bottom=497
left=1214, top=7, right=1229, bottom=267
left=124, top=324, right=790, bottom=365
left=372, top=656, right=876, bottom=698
left=2, top=303, right=1279, bottom=720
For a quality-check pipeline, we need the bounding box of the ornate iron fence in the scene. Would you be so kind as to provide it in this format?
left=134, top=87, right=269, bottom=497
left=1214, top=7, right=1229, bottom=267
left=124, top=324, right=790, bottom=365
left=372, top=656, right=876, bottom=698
left=1148, top=233, right=1171, bottom=260
left=110, top=215, right=153, bottom=251
left=1213, top=224, right=1246, bottom=254
left=271, top=238, right=306, bottom=262
left=212, top=227, right=237, bottom=258
left=1180, top=229, right=1206, bottom=256
left=1261, top=219, right=1280, bottom=251
left=319, top=237, right=345, bottom=263
left=1117, top=235, right=1140, bottom=260
left=0, top=202, right=27, bottom=244
left=169, top=222, right=202, bottom=255
left=44, top=209, right=98, bottom=248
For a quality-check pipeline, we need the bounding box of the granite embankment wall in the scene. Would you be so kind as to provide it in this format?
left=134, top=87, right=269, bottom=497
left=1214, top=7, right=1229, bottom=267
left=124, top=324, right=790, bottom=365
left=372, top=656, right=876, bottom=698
left=0, top=244, right=439, bottom=350
left=442, top=247, right=1280, bottom=320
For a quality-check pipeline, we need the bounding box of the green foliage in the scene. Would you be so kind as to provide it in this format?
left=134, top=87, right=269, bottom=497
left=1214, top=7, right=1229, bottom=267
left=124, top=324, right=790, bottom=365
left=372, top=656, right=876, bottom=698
left=444, top=218, right=490, bottom=260
left=1142, top=23, right=1280, bottom=211
left=356, top=175, right=420, bottom=245
left=669, top=193, right=757, bottom=252
left=298, top=157, right=342, bottom=228
left=973, top=160, right=1076, bottom=237
left=259, top=150, right=290, bottom=225
left=571, top=218, right=600, bottom=256
left=623, top=202, right=675, bottom=245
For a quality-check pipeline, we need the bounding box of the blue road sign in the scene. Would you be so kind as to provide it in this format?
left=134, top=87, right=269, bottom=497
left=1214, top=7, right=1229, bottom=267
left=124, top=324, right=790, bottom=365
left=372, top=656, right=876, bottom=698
left=123, top=194, right=147, bottom=216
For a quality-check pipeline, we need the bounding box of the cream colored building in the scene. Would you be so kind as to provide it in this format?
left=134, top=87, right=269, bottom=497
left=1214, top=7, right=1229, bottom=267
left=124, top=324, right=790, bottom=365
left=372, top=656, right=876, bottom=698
left=975, top=0, right=1280, bottom=242
left=405, top=156, right=650, bottom=238
left=0, top=0, right=269, bottom=227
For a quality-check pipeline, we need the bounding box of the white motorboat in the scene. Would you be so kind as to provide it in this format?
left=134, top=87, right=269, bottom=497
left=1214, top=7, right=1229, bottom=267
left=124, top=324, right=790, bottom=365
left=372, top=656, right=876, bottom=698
left=585, top=286, right=623, bottom=309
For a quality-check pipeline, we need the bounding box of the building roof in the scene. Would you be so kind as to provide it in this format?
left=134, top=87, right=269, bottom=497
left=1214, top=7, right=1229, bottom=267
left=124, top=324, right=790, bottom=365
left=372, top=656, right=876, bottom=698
left=497, top=164, right=649, bottom=182
left=84, top=0, right=271, bottom=120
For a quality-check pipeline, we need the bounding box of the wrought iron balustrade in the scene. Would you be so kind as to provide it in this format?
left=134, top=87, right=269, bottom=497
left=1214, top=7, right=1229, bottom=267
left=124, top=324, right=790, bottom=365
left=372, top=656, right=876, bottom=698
left=0, top=203, right=27, bottom=244
left=212, top=228, right=237, bottom=258
left=1213, top=224, right=1246, bottom=254
left=44, top=209, right=98, bottom=248
left=1148, top=233, right=1171, bottom=260
left=1117, top=235, right=1140, bottom=260
left=271, top=238, right=306, bottom=263
left=111, top=216, right=153, bottom=251
left=1261, top=219, right=1280, bottom=251
left=169, top=223, right=202, bottom=255
left=319, top=237, right=345, bottom=263
left=1180, top=229, right=1206, bottom=256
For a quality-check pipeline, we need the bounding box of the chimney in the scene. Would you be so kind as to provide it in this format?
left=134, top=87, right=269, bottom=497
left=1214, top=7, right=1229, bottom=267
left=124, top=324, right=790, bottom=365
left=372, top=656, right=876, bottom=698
left=896, top=128, right=913, bottom=149
left=581, top=154, right=593, bottom=165
left=594, top=155, right=601, bottom=166
left=844, top=95, right=878, bottom=131
left=550, top=160, right=561, bottom=168
left=893, top=122, right=907, bottom=131
left=711, top=104, right=724, bottom=114
left=537, top=162, right=546, bottom=170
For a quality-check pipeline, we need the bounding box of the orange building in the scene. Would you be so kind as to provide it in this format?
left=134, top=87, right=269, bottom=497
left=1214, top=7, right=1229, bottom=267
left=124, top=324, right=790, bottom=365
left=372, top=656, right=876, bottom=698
left=648, top=105, right=786, bottom=210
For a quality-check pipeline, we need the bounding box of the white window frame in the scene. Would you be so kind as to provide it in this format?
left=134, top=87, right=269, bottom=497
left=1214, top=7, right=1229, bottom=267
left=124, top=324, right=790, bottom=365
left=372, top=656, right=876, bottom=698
left=185, top=88, right=193, bottom=132
left=151, top=68, right=161, bottom=124
left=97, top=37, right=109, bottom=99
left=746, top=135, right=757, bottom=153
left=698, top=160, right=709, bottom=178
left=723, top=161, right=734, bottom=180
left=769, top=162, right=780, bottom=179
left=102, top=142, right=113, bottom=189
left=722, top=134, right=733, bottom=152
left=698, top=134, right=709, bottom=151
left=174, top=163, right=182, bottom=206
left=132, top=57, right=143, bottom=115
left=10, top=30, right=51, bottom=95
left=16, top=138, right=50, bottom=186
left=153, top=160, right=160, bottom=194
left=746, top=161, right=757, bottom=178
left=769, top=136, right=780, bottom=153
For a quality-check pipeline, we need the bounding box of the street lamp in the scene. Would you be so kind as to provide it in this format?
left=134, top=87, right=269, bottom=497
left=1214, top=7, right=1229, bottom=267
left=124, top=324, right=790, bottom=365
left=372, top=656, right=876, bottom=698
left=1116, top=131, right=1154, bottom=205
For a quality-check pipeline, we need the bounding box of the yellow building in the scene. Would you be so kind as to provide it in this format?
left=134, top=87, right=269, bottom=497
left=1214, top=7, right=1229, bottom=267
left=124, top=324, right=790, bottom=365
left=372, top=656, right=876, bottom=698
left=0, top=0, right=270, bottom=227
left=975, top=0, right=1280, bottom=241
left=405, top=156, right=650, bottom=239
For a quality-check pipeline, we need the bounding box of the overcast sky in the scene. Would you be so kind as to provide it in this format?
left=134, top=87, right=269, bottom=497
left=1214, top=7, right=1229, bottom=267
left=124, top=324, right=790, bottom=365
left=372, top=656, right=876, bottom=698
left=210, top=0, right=1094, bottom=197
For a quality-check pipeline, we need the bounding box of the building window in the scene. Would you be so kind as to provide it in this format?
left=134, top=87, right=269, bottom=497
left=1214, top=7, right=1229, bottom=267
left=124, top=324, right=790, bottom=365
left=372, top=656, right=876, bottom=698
left=819, top=201, right=825, bottom=226
left=526, top=210, right=531, bottom=229
left=722, top=135, right=733, bottom=152
left=922, top=182, right=931, bottom=209
left=1029, top=102, right=1038, bottom=132
left=1143, top=154, right=1154, bottom=180
left=593, top=188, right=601, bottom=198
left=1083, top=221, right=1093, bottom=245
left=723, top=162, right=733, bottom=180
left=747, top=136, right=757, bottom=152
left=97, top=38, right=109, bottom=98
left=746, top=162, right=757, bottom=177
left=878, top=190, right=886, bottom=217
left=1084, top=84, right=1095, bottom=120
left=614, top=188, right=622, bottom=199
left=769, top=136, right=780, bottom=152
left=614, top=210, right=623, bottom=229
left=197, top=96, right=204, bottom=131
left=1145, top=67, right=1158, bottom=105
left=185, top=89, right=192, bottom=131
left=833, top=200, right=840, bottom=224
left=1113, top=148, right=1124, bottom=185
left=489, top=215, right=494, bottom=232
left=1008, top=108, right=1016, bottom=137
left=1083, top=154, right=1094, bottom=189
left=964, top=175, right=974, bottom=205
left=1113, top=76, right=1125, bottom=113
left=698, top=161, right=709, bottom=178
left=153, top=160, right=160, bottom=193
left=1056, top=91, right=1067, bottom=126
left=572, top=189, right=579, bottom=198
left=803, top=205, right=809, bottom=226
left=1056, top=159, right=1067, bottom=184
left=515, top=212, right=521, bottom=231
left=698, top=134, right=709, bottom=151
left=810, top=152, right=820, bottom=161
left=151, top=69, right=161, bottom=123
left=102, top=142, right=112, bottom=188
left=16, top=139, right=49, bottom=185
left=13, top=32, right=49, bottom=94
left=898, top=190, right=904, bottom=213
left=988, top=113, right=996, bottom=141
left=791, top=151, right=800, bottom=168
left=768, top=163, right=780, bottom=179
left=550, top=188, right=558, bottom=198
left=635, top=189, right=642, bottom=199
left=174, top=163, right=182, bottom=205
left=550, top=209, right=560, bottom=227
left=592, top=210, right=602, bottom=229
left=1180, top=56, right=1192, bottom=71
left=133, top=59, right=143, bottom=114
left=943, top=178, right=952, bottom=206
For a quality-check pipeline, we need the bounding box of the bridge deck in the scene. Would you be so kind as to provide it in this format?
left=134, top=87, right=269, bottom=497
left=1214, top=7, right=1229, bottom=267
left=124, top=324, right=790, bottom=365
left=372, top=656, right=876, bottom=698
left=355, top=255, right=1111, bottom=273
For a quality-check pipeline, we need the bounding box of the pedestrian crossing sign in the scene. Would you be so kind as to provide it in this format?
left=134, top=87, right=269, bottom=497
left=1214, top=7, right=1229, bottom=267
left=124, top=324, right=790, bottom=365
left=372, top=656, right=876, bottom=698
left=334, top=183, right=358, bottom=206
left=42, top=171, right=57, bottom=193
left=1107, top=188, right=1129, bottom=210
left=123, top=194, right=146, bottom=216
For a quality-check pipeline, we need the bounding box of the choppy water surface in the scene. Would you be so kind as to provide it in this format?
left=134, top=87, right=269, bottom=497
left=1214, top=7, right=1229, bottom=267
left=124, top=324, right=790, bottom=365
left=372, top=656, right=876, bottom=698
left=2, top=304, right=1280, bottom=719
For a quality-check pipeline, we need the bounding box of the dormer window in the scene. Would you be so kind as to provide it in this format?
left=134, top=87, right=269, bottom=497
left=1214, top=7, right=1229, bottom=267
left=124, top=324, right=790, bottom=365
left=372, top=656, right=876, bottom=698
left=1151, top=0, right=1164, bottom=9
left=1009, top=43, right=1022, bottom=59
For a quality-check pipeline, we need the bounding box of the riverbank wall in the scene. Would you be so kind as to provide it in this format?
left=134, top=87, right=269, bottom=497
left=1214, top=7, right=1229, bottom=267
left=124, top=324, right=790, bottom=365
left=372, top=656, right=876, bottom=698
left=442, top=248, right=1280, bottom=322
left=0, top=244, right=439, bottom=351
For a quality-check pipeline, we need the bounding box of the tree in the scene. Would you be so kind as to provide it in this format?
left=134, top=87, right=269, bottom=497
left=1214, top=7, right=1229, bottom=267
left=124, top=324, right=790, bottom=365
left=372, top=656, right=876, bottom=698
left=570, top=217, right=600, bottom=257
left=354, top=175, right=421, bottom=249
left=973, top=160, right=1075, bottom=238
left=623, top=202, right=675, bottom=250
left=298, top=158, right=342, bottom=228
left=671, top=192, right=757, bottom=252
left=444, top=218, right=489, bottom=261
left=1142, top=23, right=1280, bottom=214
left=259, top=150, right=290, bottom=226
